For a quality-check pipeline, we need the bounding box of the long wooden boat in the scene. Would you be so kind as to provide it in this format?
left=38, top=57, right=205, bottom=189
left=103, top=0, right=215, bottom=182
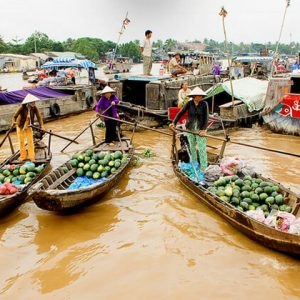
left=0, top=141, right=52, bottom=216
left=30, top=138, right=134, bottom=212
left=262, top=76, right=300, bottom=136
left=171, top=134, right=300, bottom=257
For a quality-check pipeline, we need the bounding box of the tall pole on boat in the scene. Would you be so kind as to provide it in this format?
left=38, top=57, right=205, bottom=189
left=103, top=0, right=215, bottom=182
left=271, top=0, right=291, bottom=77
left=219, top=7, right=235, bottom=106
left=110, top=12, right=130, bottom=70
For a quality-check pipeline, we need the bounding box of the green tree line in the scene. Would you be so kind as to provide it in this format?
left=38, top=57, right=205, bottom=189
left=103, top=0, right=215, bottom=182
left=0, top=32, right=299, bottom=62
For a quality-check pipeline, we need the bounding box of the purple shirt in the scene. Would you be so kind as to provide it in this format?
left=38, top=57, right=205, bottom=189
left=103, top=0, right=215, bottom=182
left=95, top=94, right=119, bottom=120
left=212, top=65, right=221, bottom=75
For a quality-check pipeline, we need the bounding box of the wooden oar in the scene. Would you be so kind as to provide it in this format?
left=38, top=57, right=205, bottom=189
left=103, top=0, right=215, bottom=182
left=97, top=115, right=219, bottom=150
left=228, top=140, right=300, bottom=159
left=174, top=126, right=300, bottom=158
left=98, top=114, right=172, bottom=136
left=0, top=125, right=14, bottom=148
left=29, top=125, right=79, bottom=144
left=61, top=104, right=113, bottom=152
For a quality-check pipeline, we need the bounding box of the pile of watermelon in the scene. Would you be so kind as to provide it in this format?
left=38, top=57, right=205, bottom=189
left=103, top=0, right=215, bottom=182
left=208, top=175, right=292, bottom=217
left=70, top=149, right=128, bottom=180
left=0, top=162, right=45, bottom=186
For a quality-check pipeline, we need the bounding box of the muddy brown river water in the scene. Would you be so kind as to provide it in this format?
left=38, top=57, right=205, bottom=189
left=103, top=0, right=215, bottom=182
left=0, top=111, right=300, bottom=300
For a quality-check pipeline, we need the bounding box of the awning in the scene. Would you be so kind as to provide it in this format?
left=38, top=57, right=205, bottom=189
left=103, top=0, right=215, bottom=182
left=205, top=77, right=269, bottom=112
left=42, top=58, right=97, bottom=69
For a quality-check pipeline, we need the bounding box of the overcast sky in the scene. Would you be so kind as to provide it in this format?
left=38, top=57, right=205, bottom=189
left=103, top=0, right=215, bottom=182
left=1, top=0, right=298, bottom=44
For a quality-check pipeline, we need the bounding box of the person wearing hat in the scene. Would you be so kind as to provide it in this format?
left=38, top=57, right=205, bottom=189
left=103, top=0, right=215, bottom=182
left=95, top=86, right=120, bottom=144
left=170, top=86, right=209, bottom=171
left=169, top=53, right=187, bottom=78
left=12, top=94, right=44, bottom=161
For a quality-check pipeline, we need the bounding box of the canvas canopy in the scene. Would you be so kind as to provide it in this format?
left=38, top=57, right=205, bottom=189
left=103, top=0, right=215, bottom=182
left=41, top=58, right=97, bottom=69
left=205, top=77, right=269, bottom=112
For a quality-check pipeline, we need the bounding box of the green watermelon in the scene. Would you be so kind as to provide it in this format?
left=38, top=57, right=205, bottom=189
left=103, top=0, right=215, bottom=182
left=93, top=172, right=101, bottom=179
left=76, top=168, right=84, bottom=177
left=86, top=171, right=93, bottom=178
left=90, top=164, right=98, bottom=172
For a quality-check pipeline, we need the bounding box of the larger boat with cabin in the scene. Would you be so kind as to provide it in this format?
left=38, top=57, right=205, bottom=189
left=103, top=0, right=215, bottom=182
left=0, top=58, right=99, bottom=132
left=261, top=74, right=300, bottom=135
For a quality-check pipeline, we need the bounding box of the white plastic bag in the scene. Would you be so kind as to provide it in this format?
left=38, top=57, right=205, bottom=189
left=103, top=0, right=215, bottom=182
left=246, top=209, right=265, bottom=223
left=289, top=218, right=300, bottom=235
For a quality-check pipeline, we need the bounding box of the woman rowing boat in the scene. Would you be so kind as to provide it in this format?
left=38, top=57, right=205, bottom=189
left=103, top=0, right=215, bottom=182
left=95, top=86, right=120, bottom=145
left=12, top=94, right=44, bottom=162
left=169, top=87, right=209, bottom=171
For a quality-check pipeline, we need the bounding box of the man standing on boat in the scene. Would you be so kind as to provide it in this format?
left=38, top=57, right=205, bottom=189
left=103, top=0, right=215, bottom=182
left=140, top=30, right=153, bottom=76
left=95, top=86, right=120, bottom=145
left=12, top=94, right=44, bottom=162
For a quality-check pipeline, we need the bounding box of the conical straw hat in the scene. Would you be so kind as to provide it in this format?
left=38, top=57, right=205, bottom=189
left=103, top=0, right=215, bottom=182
left=22, top=93, right=40, bottom=104
left=100, top=86, right=116, bottom=94
left=189, top=87, right=207, bottom=97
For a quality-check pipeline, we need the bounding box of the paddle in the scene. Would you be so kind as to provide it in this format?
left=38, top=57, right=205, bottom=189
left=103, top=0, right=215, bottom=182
left=184, top=140, right=201, bottom=184
left=0, top=125, right=14, bottom=148
left=173, top=127, right=300, bottom=159
left=29, top=125, right=79, bottom=144
left=61, top=104, right=113, bottom=152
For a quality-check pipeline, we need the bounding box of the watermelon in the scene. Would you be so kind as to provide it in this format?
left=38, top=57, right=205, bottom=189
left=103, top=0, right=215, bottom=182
left=70, top=159, right=78, bottom=168
left=90, top=164, right=98, bottom=172
left=97, top=165, right=104, bottom=172
left=101, top=171, right=108, bottom=178
left=92, top=172, right=101, bottom=179
left=76, top=168, right=84, bottom=177
left=85, top=149, right=93, bottom=157
left=114, top=151, right=122, bottom=159
left=98, top=153, right=105, bottom=160
left=83, top=164, right=90, bottom=171
left=86, top=171, right=93, bottom=178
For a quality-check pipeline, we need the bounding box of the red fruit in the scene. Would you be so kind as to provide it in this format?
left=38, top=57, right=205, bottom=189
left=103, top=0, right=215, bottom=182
left=0, top=186, right=6, bottom=195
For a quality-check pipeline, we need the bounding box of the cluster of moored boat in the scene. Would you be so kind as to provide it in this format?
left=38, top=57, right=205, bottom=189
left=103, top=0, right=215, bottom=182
left=0, top=126, right=299, bottom=257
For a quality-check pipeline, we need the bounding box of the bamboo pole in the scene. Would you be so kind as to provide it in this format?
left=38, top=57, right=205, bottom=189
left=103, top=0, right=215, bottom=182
left=271, top=0, right=291, bottom=77
left=220, top=7, right=235, bottom=106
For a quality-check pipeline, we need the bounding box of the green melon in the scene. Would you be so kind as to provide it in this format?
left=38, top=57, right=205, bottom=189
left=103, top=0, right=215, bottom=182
left=85, top=149, right=93, bottom=157
left=76, top=168, right=84, bottom=177
left=90, top=164, right=98, bottom=172
left=70, top=159, right=78, bottom=168
left=93, top=172, right=101, bottom=179
left=83, top=164, right=90, bottom=171
left=86, top=171, right=93, bottom=178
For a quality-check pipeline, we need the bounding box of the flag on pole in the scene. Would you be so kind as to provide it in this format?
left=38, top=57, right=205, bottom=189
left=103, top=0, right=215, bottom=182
left=287, top=0, right=291, bottom=7
left=219, top=7, right=228, bottom=17
left=119, top=17, right=130, bottom=34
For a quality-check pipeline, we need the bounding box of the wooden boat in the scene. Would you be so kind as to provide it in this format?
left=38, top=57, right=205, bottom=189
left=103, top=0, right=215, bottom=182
left=30, top=137, right=134, bottom=212
left=0, top=141, right=52, bottom=216
left=262, top=76, right=300, bottom=136
left=171, top=133, right=300, bottom=256
left=109, top=74, right=215, bottom=128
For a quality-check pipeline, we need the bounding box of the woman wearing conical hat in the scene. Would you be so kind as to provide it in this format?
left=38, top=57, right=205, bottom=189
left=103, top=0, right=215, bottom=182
left=12, top=94, right=44, bottom=162
left=170, top=86, right=209, bottom=171
left=95, top=86, right=120, bottom=145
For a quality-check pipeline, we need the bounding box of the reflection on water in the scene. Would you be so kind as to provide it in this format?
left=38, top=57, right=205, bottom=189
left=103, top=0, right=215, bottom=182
left=0, top=111, right=299, bottom=299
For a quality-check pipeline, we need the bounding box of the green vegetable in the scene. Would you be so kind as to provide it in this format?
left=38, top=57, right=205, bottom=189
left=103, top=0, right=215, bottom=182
left=76, top=168, right=84, bottom=177
left=70, top=159, right=78, bottom=168
left=86, top=171, right=93, bottom=178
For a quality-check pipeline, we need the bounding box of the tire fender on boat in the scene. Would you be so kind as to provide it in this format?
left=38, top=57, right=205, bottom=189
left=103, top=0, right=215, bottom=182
left=50, top=103, right=61, bottom=117
left=86, top=96, right=94, bottom=108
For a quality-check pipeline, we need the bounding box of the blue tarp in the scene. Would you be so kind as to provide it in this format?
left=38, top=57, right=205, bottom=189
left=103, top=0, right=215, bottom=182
left=42, top=58, right=97, bottom=69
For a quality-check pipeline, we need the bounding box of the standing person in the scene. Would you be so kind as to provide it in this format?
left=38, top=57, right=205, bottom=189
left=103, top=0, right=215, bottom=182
left=12, top=94, right=44, bottom=162
left=178, top=82, right=191, bottom=108
left=95, top=86, right=120, bottom=145
left=169, top=87, right=209, bottom=171
left=140, top=30, right=153, bottom=76
left=169, top=53, right=187, bottom=77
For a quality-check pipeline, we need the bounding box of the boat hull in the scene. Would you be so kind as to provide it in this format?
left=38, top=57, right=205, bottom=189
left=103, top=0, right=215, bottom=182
left=31, top=139, right=134, bottom=212
left=173, top=163, right=300, bottom=256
